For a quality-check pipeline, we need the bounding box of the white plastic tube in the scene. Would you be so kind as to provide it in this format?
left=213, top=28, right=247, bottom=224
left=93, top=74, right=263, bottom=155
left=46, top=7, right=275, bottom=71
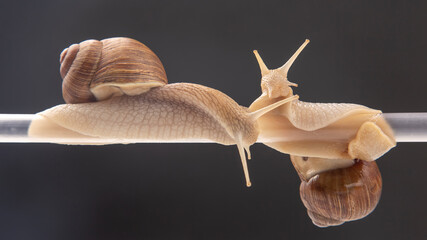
left=0, top=113, right=426, bottom=143
left=382, top=113, right=427, bottom=142
left=0, top=114, right=33, bottom=142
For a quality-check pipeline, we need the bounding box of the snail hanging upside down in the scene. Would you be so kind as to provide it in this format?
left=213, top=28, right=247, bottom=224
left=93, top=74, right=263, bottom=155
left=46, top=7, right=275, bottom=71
left=28, top=37, right=396, bottom=227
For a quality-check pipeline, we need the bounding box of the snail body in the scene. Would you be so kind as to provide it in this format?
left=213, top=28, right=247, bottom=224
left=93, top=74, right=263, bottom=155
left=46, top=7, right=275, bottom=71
left=249, top=40, right=395, bottom=168
left=33, top=83, right=254, bottom=145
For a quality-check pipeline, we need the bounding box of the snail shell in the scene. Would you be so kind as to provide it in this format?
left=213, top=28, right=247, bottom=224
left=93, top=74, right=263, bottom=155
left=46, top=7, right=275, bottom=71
left=59, top=37, right=167, bottom=103
left=298, top=159, right=382, bottom=227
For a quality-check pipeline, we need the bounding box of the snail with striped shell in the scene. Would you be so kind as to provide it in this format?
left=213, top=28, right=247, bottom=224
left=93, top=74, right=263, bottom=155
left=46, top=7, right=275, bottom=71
left=29, top=37, right=300, bottom=187
left=29, top=37, right=396, bottom=226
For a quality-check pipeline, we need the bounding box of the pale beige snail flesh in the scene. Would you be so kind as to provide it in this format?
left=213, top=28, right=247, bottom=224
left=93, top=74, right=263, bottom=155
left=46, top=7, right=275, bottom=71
left=249, top=39, right=395, bottom=177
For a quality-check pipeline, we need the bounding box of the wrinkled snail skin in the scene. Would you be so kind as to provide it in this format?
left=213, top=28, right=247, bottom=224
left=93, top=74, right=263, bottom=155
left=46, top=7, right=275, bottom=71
left=31, top=83, right=258, bottom=146
left=29, top=37, right=300, bottom=187
left=295, top=159, right=382, bottom=228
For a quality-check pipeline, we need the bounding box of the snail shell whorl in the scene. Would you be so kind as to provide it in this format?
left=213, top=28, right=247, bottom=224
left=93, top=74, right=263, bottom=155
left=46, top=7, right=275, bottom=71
left=59, top=37, right=168, bottom=104
left=60, top=40, right=102, bottom=103
left=299, top=160, right=382, bottom=227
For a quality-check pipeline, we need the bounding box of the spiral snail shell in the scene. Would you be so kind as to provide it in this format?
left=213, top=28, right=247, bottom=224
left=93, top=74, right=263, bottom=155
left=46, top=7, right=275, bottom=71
left=293, top=158, right=382, bottom=227
left=59, top=37, right=167, bottom=103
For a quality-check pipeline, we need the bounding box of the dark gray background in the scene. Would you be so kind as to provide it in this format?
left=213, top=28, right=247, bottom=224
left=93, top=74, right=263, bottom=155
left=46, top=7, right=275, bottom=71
left=0, top=0, right=426, bottom=239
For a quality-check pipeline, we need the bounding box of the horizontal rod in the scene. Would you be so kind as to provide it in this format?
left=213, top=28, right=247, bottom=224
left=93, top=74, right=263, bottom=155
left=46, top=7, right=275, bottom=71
left=381, top=112, right=427, bottom=142
left=0, top=113, right=426, bottom=144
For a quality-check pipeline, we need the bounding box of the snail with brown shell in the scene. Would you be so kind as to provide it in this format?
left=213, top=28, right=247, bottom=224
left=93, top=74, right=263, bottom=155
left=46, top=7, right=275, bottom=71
left=248, top=41, right=393, bottom=226
left=28, top=37, right=396, bottom=226
left=30, top=37, right=300, bottom=187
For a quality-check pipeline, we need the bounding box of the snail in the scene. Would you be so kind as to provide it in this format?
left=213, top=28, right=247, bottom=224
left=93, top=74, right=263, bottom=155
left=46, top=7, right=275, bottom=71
left=28, top=37, right=300, bottom=187
left=291, top=156, right=382, bottom=227
left=246, top=40, right=393, bottom=226
left=28, top=37, right=396, bottom=192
